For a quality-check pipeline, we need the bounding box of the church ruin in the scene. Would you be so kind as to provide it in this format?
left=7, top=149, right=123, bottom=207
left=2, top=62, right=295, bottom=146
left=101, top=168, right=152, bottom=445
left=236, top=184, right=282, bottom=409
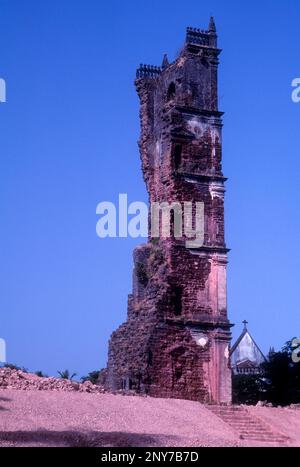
left=105, top=18, right=233, bottom=404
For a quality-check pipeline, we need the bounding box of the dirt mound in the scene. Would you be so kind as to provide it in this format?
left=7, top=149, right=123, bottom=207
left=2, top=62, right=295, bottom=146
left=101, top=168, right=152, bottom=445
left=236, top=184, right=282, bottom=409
left=0, top=368, right=106, bottom=394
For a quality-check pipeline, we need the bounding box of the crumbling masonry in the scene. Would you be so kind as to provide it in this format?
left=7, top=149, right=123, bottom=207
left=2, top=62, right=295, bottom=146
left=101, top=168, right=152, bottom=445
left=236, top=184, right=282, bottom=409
left=106, top=19, right=232, bottom=403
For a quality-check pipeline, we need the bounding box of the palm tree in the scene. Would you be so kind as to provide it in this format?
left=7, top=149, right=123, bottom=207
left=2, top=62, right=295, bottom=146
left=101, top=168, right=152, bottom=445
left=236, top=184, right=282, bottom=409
left=35, top=370, right=48, bottom=378
left=57, top=369, right=77, bottom=380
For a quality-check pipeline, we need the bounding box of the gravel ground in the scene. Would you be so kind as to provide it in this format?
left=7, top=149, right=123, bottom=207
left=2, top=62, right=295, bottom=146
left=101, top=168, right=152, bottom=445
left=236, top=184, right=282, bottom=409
left=0, top=389, right=299, bottom=447
left=0, top=390, right=239, bottom=447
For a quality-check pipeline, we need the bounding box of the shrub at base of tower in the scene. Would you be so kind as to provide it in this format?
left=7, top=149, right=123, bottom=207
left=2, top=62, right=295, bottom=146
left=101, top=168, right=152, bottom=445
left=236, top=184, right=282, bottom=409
left=232, top=374, right=263, bottom=405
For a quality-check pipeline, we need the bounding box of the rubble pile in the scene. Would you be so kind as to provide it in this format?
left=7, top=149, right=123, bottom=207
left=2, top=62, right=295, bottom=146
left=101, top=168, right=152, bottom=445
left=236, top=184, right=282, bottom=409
left=0, top=367, right=106, bottom=393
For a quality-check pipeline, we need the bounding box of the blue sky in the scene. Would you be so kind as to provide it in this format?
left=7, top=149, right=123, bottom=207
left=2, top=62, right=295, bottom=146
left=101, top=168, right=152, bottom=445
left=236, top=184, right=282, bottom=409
left=0, top=0, right=299, bottom=378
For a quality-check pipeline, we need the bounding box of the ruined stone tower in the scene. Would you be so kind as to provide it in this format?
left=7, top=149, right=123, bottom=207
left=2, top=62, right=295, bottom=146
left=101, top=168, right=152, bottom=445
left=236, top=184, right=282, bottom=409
left=106, top=18, right=232, bottom=403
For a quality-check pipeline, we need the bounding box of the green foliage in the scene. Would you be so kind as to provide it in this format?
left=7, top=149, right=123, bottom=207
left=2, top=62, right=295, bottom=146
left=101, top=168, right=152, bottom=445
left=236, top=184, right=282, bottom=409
left=261, top=340, right=300, bottom=406
left=135, top=262, right=149, bottom=286
left=135, top=243, right=165, bottom=288
left=97, top=368, right=108, bottom=385
left=149, top=247, right=164, bottom=267
left=151, top=237, right=159, bottom=246
left=232, top=374, right=263, bottom=405
left=57, top=369, right=77, bottom=380
left=233, top=339, right=300, bottom=406
left=81, top=370, right=100, bottom=385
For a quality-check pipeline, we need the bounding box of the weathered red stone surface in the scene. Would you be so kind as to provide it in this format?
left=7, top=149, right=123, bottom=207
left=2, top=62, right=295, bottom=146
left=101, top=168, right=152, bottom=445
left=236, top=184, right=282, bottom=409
left=105, top=19, right=232, bottom=403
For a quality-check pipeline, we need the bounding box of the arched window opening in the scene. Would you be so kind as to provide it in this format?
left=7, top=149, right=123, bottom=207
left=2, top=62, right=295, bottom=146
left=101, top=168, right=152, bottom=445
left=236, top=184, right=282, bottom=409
left=148, top=350, right=153, bottom=365
left=167, top=82, right=176, bottom=101
left=174, top=367, right=183, bottom=380
left=174, top=145, right=182, bottom=170
left=173, top=286, right=183, bottom=316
